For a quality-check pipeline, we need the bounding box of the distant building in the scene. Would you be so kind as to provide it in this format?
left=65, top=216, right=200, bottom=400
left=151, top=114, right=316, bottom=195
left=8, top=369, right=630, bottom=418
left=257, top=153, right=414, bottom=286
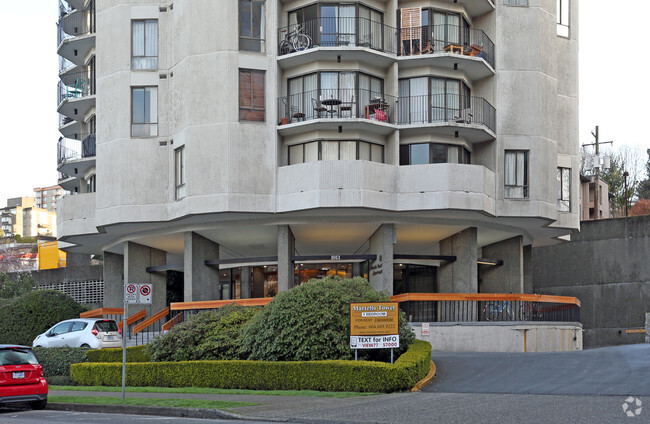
left=22, top=207, right=57, bottom=238
left=579, top=175, right=611, bottom=220
left=34, top=185, right=67, bottom=212
left=1, top=197, right=35, bottom=237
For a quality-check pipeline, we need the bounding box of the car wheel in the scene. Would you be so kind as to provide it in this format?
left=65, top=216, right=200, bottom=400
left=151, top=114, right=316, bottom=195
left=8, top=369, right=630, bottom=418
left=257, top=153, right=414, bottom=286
left=80, top=344, right=90, bottom=348
left=31, top=399, right=47, bottom=410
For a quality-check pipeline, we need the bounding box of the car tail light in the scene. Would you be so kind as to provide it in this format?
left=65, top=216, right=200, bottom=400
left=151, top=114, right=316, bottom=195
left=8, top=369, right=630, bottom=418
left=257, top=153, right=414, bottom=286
left=91, top=328, right=99, bottom=336
left=118, top=328, right=122, bottom=335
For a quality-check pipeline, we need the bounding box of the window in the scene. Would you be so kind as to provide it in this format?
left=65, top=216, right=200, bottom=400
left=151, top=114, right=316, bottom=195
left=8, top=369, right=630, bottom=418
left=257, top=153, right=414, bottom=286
left=131, top=87, right=158, bottom=136
left=557, top=0, right=569, bottom=37
left=505, top=150, right=528, bottom=199
left=132, top=20, right=158, bottom=70
left=239, top=1, right=265, bottom=52
left=557, top=167, right=570, bottom=211
left=400, top=143, right=471, bottom=165
left=175, top=146, right=185, bottom=200
left=288, top=140, right=383, bottom=165
left=398, top=77, right=470, bottom=124
left=85, top=174, right=96, bottom=193
left=239, top=69, right=265, bottom=121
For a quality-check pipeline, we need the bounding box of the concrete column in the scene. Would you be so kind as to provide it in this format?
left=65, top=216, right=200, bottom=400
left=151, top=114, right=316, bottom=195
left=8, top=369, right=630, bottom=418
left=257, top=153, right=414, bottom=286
left=183, top=232, right=220, bottom=302
left=240, top=266, right=251, bottom=299
left=277, top=225, right=295, bottom=293
left=480, top=236, right=524, bottom=294
left=523, top=245, right=533, bottom=293
left=439, top=227, right=478, bottom=293
left=103, top=251, right=124, bottom=308
left=124, top=242, right=166, bottom=315
left=368, top=224, right=394, bottom=295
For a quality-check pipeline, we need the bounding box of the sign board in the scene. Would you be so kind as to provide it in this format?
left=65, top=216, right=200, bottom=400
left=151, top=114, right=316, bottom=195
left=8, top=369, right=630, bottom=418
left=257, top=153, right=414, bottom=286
left=350, top=335, right=399, bottom=349
left=124, top=283, right=152, bottom=304
left=421, top=322, right=429, bottom=336
left=350, top=302, right=399, bottom=336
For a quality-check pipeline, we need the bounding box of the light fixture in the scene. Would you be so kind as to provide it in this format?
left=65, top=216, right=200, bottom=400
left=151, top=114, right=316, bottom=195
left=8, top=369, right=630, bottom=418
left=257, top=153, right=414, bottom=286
left=477, top=258, right=503, bottom=266
left=337, top=55, right=341, bottom=63
left=338, top=125, right=342, bottom=133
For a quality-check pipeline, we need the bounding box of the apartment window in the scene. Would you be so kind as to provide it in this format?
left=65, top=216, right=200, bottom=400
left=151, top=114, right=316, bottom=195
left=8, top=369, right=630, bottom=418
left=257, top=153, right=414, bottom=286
left=239, top=1, right=265, bottom=52
left=289, top=140, right=383, bottom=165
left=557, top=0, right=569, bottom=37
left=557, top=167, right=570, bottom=211
left=399, top=77, right=470, bottom=124
left=505, top=150, right=528, bottom=199
left=86, top=174, right=96, bottom=193
left=131, top=87, right=158, bottom=137
left=400, top=143, right=470, bottom=165
left=239, top=69, right=265, bottom=121
left=175, top=146, right=185, bottom=200
left=132, top=20, right=158, bottom=70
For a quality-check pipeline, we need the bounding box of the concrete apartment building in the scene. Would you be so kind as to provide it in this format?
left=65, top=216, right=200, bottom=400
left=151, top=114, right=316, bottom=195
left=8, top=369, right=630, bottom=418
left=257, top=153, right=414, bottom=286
left=34, top=185, right=67, bottom=213
left=56, top=0, right=579, bottom=311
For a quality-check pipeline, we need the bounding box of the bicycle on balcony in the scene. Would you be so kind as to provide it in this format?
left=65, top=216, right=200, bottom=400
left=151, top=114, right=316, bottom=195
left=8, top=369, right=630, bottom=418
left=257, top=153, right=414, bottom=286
left=483, top=300, right=514, bottom=321
left=279, top=25, right=311, bottom=55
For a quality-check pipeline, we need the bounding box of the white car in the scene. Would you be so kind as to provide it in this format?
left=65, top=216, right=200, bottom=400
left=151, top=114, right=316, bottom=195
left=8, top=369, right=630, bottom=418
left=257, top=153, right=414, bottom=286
left=33, top=318, right=122, bottom=349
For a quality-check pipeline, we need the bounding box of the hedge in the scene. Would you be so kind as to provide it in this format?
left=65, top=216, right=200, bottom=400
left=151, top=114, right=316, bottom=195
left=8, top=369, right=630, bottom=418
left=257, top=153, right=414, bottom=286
left=86, top=345, right=150, bottom=363
left=33, top=347, right=88, bottom=378
left=71, top=340, right=431, bottom=393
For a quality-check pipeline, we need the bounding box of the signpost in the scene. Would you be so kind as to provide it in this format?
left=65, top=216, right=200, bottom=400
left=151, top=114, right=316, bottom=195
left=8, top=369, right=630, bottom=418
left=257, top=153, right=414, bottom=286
left=349, top=302, right=399, bottom=363
left=122, top=283, right=152, bottom=400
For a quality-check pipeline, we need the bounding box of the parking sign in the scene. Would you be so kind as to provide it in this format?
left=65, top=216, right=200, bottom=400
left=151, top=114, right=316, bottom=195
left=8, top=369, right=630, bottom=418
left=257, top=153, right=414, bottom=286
left=125, top=283, right=152, bottom=304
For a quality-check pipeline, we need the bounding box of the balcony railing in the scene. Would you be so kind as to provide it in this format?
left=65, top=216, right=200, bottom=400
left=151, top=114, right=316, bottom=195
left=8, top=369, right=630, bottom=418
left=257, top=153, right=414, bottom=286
left=396, top=94, right=496, bottom=133
left=398, top=24, right=495, bottom=68
left=57, top=4, right=95, bottom=47
left=278, top=17, right=398, bottom=56
left=82, top=133, right=96, bottom=158
left=57, top=70, right=94, bottom=106
left=57, top=133, right=95, bottom=165
left=279, top=88, right=397, bottom=124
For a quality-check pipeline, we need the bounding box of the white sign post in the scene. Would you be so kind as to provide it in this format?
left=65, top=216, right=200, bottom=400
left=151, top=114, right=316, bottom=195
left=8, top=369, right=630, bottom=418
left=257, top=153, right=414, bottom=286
left=122, top=283, right=153, bottom=400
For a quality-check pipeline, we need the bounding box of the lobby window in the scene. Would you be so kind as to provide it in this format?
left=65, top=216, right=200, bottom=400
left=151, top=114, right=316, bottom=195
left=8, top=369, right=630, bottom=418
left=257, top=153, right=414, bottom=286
left=132, top=20, right=158, bottom=70
left=557, top=167, right=570, bottom=211
left=505, top=150, right=528, bottom=199
left=131, top=87, right=158, bottom=137
left=400, top=143, right=470, bottom=165
left=239, top=69, right=265, bottom=122
left=239, top=1, right=265, bottom=52
left=557, top=0, right=569, bottom=37
left=289, top=140, right=383, bottom=165
left=175, top=146, right=185, bottom=200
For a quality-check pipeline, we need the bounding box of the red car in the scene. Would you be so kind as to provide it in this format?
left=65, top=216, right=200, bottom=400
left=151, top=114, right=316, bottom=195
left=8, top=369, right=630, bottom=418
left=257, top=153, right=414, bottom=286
left=0, top=345, right=48, bottom=409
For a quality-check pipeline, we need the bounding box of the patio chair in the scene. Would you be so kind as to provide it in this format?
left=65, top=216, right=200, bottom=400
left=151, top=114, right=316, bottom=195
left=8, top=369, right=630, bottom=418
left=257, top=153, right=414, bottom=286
left=453, top=108, right=473, bottom=124
left=290, top=105, right=305, bottom=122
left=312, top=98, right=327, bottom=118
left=339, top=95, right=354, bottom=118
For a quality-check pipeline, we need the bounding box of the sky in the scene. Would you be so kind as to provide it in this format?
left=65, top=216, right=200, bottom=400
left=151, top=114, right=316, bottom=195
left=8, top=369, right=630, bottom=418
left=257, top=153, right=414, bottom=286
left=1, top=0, right=649, bottom=206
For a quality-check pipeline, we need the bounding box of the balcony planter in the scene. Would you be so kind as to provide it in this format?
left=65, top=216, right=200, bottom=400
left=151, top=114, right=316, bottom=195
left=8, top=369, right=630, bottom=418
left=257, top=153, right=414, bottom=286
left=280, top=118, right=290, bottom=125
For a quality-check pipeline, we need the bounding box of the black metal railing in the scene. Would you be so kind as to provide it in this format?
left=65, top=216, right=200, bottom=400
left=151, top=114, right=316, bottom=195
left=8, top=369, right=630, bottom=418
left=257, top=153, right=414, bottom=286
left=279, top=88, right=397, bottom=124
left=396, top=94, right=496, bottom=133
left=398, top=24, right=495, bottom=68
left=82, top=133, right=96, bottom=158
left=278, top=17, right=398, bottom=56
left=59, top=114, right=74, bottom=127
left=57, top=69, right=94, bottom=105
left=57, top=138, right=80, bottom=165
left=57, top=3, right=95, bottom=47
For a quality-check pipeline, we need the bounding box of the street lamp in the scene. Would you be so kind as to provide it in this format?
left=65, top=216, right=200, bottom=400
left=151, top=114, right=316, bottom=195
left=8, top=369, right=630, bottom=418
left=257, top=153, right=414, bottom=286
left=623, top=171, right=629, bottom=217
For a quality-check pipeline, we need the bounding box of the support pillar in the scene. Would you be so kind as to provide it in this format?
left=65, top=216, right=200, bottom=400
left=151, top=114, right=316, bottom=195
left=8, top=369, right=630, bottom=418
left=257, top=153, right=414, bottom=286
left=277, top=225, right=295, bottom=293
left=125, top=242, right=166, bottom=314
left=480, top=236, right=524, bottom=294
left=240, top=266, right=252, bottom=299
left=184, top=232, right=220, bottom=301
left=523, top=244, right=533, bottom=294
left=103, top=251, right=124, bottom=308
left=439, top=227, right=478, bottom=293
left=368, top=224, right=394, bottom=295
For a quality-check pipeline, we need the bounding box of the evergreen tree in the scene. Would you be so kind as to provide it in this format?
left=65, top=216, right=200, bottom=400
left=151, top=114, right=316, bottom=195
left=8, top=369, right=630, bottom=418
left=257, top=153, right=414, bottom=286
left=636, top=150, right=650, bottom=199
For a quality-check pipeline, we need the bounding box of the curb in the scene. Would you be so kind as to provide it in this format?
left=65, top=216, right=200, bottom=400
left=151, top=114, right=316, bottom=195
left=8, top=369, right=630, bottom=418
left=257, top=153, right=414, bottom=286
left=411, top=360, right=436, bottom=392
left=47, top=402, right=287, bottom=422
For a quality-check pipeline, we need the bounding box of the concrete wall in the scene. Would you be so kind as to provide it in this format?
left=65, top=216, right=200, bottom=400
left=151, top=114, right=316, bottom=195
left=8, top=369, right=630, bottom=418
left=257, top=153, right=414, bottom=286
left=411, top=322, right=583, bottom=353
left=533, top=216, right=650, bottom=348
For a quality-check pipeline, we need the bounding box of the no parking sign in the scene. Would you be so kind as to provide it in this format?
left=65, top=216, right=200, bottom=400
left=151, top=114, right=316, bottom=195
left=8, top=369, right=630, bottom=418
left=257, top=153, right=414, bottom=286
left=124, top=283, right=152, bottom=304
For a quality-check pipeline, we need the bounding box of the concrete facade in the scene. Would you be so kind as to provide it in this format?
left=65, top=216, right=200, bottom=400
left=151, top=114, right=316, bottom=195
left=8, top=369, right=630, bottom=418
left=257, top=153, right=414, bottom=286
left=533, top=216, right=650, bottom=348
left=55, top=1, right=581, bottom=307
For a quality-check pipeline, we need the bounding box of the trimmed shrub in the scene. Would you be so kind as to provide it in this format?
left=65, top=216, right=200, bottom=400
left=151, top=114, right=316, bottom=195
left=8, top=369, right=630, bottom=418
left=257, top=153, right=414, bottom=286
left=240, top=277, right=415, bottom=362
left=145, top=304, right=262, bottom=362
left=86, top=345, right=151, bottom=363
left=32, top=347, right=88, bottom=378
left=0, top=290, right=88, bottom=345
left=70, top=340, right=431, bottom=393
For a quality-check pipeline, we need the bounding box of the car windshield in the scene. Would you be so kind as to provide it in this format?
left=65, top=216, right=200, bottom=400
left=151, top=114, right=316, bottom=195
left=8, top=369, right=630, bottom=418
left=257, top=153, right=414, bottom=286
left=94, top=320, right=118, bottom=332
left=0, top=348, right=39, bottom=366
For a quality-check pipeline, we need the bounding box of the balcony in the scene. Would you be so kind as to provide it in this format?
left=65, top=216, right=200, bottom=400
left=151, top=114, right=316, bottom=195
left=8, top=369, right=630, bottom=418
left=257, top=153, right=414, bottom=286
left=57, top=192, right=97, bottom=239
left=278, top=88, right=397, bottom=136
left=396, top=94, right=496, bottom=143
left=57, top=69, right=95, bottom=121
left=57, top=2, right=95, bottom=65
left=277, top=17, right=397, bottom=70
left=59, top=114, right=82, bottom=139
left=398, top=24, right=495, bottom=79
left=57, top=134, right=96, bottom=187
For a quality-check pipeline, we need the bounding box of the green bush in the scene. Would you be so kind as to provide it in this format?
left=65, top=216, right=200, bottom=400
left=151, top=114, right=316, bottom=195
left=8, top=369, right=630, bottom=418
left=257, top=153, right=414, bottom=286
left=32, top=347, right=88, bottom=378
left=240, top=277, right=415, bottom=362
left=0, top=290, right=88, bottom=345
left=86, top=345, right=151, bottom=363
left=0, top=272, right=35, bottom=298
left=46, top=375, right=76, bottom=386
left=145, top=304, right=261, bottom=362
left=71, top=340, right=431, bottom=393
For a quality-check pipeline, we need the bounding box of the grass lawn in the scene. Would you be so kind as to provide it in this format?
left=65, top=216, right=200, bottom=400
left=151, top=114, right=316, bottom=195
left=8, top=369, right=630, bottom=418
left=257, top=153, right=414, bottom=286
left=49, top=395, right=258, bottom=410
left=50, top=386, right=380, bottom=398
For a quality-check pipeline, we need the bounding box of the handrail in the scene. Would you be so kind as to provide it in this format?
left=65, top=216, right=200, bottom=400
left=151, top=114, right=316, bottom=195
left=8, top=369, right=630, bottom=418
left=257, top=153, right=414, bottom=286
left=133, top=307, right=170, bottom=334
left=170, top=298, right=272, bottom=311
left=117, top=309, right=147, bottom=330
left=390, top=292, right=581, bottom=307
left=162, top=314, right=183, bottom=332
left=80, top=307, right=123, bottom=318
